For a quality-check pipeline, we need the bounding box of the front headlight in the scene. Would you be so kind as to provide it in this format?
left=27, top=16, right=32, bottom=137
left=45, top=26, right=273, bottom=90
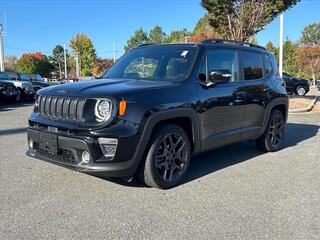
left=22, top=83, right=27, bottom=89
left=95, top=99, right=112, bottom=122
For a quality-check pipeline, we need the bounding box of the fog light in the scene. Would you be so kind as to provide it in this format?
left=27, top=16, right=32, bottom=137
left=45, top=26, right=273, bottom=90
left=81, top=151, right=90, bottom=164
left=98, top=138, right=118, bottom=160
left=28, top=138, right=34, bottom=149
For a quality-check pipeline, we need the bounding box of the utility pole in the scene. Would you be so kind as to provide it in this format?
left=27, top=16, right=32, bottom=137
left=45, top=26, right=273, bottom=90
left=63, top=42, right=68, bottom=79
left=279, top=14, right=284, bottom=78
left=113, top=41, right=116, bottom=63
left=75, top=52, right=80, bottom=77
left=0, top=24, right=5, bottom=71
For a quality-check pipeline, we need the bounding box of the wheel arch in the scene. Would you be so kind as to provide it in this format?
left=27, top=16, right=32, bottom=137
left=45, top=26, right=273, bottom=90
left=141, top=108, right=201, bottom=156
left=263, top=97, right=289, bottom=127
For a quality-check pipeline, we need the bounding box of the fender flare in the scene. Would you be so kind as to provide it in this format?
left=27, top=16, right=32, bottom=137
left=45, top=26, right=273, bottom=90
left=263, top=97, right=289, bottom=127
left=141, top=108, right=201, bottom=154
left=129, top=108, right=201, bottom=175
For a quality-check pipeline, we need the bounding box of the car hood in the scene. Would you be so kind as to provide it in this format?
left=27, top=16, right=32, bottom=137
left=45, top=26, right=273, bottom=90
left=8, top=80, right=32, bottom=87
left=38, top=78, right=177, bottom=97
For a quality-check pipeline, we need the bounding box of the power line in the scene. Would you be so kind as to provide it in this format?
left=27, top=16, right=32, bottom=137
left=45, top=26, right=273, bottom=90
left=5, top=45, right=51, bottom=55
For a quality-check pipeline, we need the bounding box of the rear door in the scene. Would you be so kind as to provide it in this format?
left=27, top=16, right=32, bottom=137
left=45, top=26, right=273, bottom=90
left=240, top=51, right=273, bottom=140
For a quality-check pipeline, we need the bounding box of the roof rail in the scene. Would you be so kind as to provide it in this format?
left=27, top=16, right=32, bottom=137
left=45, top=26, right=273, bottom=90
left=200, top=38, right=266, bottom=50
left=137, top=43, right=155, bottom=47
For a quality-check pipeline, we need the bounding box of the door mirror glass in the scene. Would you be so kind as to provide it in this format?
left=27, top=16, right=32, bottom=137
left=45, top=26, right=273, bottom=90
left=209, top=69, right=231, bottom=83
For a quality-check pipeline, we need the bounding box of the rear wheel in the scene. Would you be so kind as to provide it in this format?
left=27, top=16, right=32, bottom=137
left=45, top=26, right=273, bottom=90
left=138, top=124, right=191, bottom=189
left=296, top=85, right=306, bottom=96
left=18, top=89, right=24, bottom=101
left=256, top=109, right=285, bottom=152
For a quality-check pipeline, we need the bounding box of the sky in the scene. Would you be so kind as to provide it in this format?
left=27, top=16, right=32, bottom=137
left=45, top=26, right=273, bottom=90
left=0, top=0, right=319, bottom=59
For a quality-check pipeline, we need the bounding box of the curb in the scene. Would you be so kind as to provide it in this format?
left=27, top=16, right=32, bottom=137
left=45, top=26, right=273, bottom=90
left=289, top=96, right=318, bottom=113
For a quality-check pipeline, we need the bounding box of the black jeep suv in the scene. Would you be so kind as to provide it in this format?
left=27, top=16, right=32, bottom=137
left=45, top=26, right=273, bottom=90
left=27, top=39, right=288, bottom=189
left=0, top=80, right=20, bottom=103
left=282, top=72, right=309, bottom=96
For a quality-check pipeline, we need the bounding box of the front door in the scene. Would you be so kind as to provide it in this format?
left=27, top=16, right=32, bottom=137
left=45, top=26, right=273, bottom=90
left=197, top=48, right=246, bottom=152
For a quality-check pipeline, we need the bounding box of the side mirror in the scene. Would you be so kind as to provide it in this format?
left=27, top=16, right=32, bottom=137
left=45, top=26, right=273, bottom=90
left=209, top=69, right=231, bottom=83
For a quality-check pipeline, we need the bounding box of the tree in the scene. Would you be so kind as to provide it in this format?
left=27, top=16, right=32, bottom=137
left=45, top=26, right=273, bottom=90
left=201, top=0, right=299, bottom=41
left=92, top=58, right=114, bottom=77
left=16, top=52, right=53, bottom=77
left=165, top=29, right=190, bottom=43
left=50, top=45, right=65, bottom=78
left=265, top=40, right=300, bottom=76
left=4, top=56, right=17, bottom=72
left=297, top=44, right=320, bottom=85
left=193, top=14, right=218, bottom=36
left=70, top=34, right=96, bottom=76
left=124, top=28, right=149, bottom=51
left=249, top=36, right=259, bottom=45
left=265, top=41, right=278, bottom=58
left=189, top=32, right=221, bottom=42
left=191, top=14, right=221, bottom=41
left=283, top=39, right=299, bottom=76
left=300, top=22, right=320, bottom=46
left=149, top=25, right=166, bottom=43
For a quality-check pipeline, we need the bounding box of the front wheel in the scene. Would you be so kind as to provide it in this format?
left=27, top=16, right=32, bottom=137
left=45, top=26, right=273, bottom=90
left=256, top=109, right=285, bottom=152
left=138, top=124, right=191, bottom=189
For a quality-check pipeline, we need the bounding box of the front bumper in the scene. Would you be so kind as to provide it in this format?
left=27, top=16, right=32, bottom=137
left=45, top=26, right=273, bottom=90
left=26, top=127, right=141, bottom=177
left=2, top=89, right=19, bottom=97
left=21, top=88, right=35, bottom=97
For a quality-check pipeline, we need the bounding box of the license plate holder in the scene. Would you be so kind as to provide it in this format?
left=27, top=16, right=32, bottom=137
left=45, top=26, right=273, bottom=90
left=39, top=132, right=58, bottom=153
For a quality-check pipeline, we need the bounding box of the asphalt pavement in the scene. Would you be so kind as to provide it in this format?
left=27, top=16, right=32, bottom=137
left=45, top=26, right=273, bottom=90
left=0, top=103, right=319, bottom=240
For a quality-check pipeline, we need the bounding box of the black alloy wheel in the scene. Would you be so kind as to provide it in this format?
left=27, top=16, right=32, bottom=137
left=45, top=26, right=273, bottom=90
left=268, top=113, right=285, bottom=148
left=139, top=124, right=191, bottom=189
left=155, top=133, right=188, bottom=182
left=256, top=109, right=285, bottom=152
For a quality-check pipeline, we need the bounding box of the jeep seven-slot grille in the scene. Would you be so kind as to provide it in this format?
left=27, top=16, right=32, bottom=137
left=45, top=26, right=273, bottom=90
left=38, top=96, right=85, bottom=121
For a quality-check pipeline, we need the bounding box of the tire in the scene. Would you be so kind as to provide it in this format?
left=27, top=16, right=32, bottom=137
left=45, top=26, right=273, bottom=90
left=256, top=109, right=285, bottom=152
left=138, top=124, right=191, bottom=189
left=15, top=92, right=21, bottom=102
left=18, top=89, right=24, bottom=101
left=296, top=85, right=306, bottom=96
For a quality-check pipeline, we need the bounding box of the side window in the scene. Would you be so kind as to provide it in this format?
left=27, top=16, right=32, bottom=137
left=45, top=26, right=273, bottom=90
left=262, top=54, right=272, bottom=76
left=207, top=49, right=239, bottom=82
left=241, top=51, right=263, bottom=80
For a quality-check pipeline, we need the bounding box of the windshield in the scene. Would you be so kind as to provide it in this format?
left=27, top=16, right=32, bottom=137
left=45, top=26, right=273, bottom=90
left=19, top=74, right=31, bottom=81
left=0, top=72, right=19, bottom=80
left=34, top=74, right=44, bottom=82
left=104, top=45, right=197, bottom=81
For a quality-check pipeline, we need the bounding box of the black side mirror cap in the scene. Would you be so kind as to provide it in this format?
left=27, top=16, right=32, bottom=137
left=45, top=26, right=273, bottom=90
left=209, top=69, right=231, bottom=83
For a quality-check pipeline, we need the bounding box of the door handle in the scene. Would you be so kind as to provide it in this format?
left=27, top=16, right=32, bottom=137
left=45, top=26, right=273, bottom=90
left=235, top=91, right=246, bottom=95
left=234, top=91, right=245, bottom=104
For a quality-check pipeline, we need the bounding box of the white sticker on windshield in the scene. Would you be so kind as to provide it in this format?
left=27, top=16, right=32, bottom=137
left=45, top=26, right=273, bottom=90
left=181, top=50, right=189, bottom=58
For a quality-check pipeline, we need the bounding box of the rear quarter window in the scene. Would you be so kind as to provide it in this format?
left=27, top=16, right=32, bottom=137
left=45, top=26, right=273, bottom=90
left=261, top=54, right=272, bottom=76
